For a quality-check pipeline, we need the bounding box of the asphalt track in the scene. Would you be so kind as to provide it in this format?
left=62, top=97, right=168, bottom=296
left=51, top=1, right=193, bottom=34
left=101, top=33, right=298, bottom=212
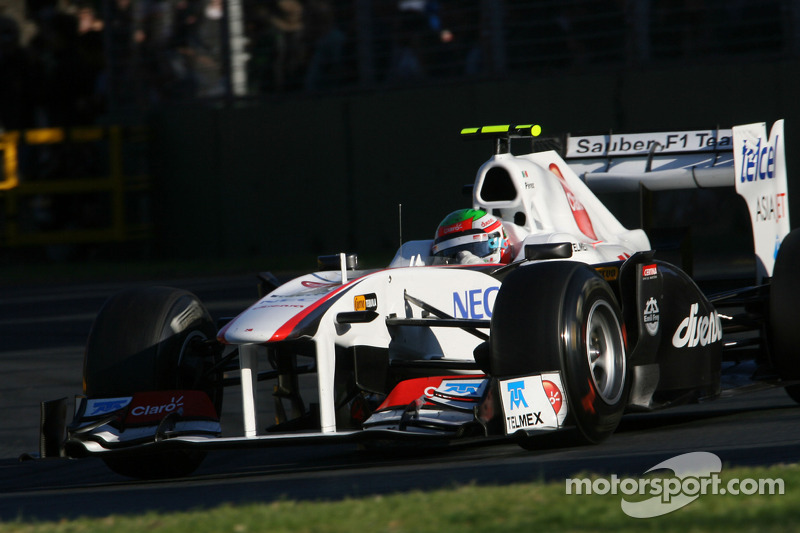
left=1, top=274, right=799, bottom=522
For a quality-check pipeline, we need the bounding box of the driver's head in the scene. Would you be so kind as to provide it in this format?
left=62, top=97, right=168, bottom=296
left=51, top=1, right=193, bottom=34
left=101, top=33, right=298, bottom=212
left=432, top=209, right=512, bottom=264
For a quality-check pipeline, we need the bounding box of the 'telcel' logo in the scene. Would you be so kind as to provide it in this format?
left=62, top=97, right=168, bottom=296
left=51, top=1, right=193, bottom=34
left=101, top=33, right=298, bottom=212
left=739, top=136, right=778, bottom=183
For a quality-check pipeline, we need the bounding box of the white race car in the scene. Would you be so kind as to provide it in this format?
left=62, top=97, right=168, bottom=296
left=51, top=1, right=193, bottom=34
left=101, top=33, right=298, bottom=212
left=40, top=120, right=799, bottom=479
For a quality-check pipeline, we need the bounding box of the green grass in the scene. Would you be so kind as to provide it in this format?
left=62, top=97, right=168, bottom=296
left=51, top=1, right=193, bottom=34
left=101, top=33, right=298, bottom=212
left=2, top=464, right=798, bottom=532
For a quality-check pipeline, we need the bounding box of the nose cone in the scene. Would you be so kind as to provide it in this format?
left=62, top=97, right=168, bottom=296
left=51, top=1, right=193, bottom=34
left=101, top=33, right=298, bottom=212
left=217, top=273, right=349, bottom=344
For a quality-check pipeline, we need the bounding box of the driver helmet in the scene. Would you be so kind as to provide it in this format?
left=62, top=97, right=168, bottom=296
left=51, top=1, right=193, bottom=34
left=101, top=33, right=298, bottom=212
left=432, top=208, right=512, bottom=264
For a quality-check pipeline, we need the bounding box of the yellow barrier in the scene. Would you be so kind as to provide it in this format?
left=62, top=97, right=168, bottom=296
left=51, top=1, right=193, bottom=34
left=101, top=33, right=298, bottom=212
left=0, top=132, right=19, bottom=191
left=0, top=126, right=151, bottom=247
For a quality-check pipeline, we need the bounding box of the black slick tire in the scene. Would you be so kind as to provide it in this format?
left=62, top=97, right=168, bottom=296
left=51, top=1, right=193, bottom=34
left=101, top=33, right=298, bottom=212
left=83, top=286, right=221, bottom=479
left=490, top=262, right=629, bottom=445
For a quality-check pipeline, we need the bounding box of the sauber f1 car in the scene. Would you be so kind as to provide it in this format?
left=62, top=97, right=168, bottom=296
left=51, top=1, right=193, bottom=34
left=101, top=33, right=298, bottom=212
left=39, top=120, right=799, bottom=479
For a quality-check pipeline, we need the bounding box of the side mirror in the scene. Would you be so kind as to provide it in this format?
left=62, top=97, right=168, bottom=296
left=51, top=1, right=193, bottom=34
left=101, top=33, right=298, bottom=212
left=318, top=253, right=358, bottom=271
left=523, top=242, right=573, bottom=261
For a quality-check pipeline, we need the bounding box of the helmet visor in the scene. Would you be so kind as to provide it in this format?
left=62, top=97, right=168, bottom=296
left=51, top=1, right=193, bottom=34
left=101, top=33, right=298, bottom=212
left=432, top=232, right=503, bottom=264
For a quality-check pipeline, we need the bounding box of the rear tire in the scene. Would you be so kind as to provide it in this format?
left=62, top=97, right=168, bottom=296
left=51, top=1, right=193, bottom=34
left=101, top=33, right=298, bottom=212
left=770, top=228, right=800, bottom=403
left=84, top=286, right=221, bottom=479
left=491, top=262, right=629, bottom=445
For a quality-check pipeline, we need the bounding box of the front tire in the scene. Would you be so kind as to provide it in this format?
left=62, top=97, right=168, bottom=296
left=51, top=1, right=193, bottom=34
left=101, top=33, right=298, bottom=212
left=490, top=262, right=629, bottom=445
left=83, top=286, right=221, bottom=479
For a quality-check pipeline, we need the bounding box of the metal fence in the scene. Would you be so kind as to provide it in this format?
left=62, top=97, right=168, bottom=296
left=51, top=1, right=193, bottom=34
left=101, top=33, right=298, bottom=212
left=69, top=0, right=800, bottom=115
left=145, top=0, right=794, bottom=97
left=0, top=0, right=794, bottom=125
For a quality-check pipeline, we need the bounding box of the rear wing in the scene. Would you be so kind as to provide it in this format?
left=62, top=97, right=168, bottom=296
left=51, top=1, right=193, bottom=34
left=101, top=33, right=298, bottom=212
left=566, top=128, right=734, bottom=192
left=564, top=121, right=790, bottom=281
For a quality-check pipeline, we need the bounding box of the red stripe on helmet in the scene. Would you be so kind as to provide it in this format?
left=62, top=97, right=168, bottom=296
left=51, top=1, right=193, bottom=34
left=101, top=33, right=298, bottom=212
left=437, top=220, right=471, bottom=238
left=483, top=219, right=502, bottom=233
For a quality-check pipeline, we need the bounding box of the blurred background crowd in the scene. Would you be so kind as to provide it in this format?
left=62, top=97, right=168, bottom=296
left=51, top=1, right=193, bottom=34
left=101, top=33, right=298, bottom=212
left=0, top=0, right=794, bottom=130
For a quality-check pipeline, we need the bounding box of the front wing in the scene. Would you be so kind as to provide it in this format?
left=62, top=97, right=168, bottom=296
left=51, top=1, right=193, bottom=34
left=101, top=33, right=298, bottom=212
left=47, top=370, right=571, bottom=459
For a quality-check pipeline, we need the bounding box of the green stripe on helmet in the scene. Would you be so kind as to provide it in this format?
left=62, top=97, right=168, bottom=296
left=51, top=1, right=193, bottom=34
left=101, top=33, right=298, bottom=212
left=440, top=208, right=488, bottom=226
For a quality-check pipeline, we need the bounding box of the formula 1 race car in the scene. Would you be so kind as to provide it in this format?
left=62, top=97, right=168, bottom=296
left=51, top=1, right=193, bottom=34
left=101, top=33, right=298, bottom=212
left=39, top=120, right=799, bottom=479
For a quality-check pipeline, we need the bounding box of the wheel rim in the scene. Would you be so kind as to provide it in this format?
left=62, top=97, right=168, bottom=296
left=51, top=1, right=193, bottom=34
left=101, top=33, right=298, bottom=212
left=585, top=300, right=626, bottom=404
